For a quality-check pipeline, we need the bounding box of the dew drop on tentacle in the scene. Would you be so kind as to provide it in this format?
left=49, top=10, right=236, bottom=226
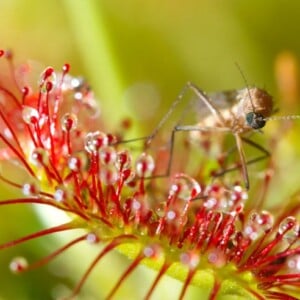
left=100, top=165, right=119, bottom=185
left=135, top=153, right=155, bottom=178
left=99, top=146, right=117, bottom=165
left=180, top=251, right=200, bottom=269
left=166, top=210, right=177, bottom=222
left=170, top=173, right=201, bottom=201
left=116, top=150, right=132, bottom=171
left=202, top=184, right=247, bottom=212
left=9, top=257, right=28, bottom=273
left=286, top=255, right=300, bottom=272
left=54, top=185, right=73, bottom=203
left=22, top=181, right=40, bottom=196
left=61, top=113, right=78, bottom=132
left=86, top=233, right=100, bottom=244
left=203, top=184, right=226, bottom=210
left=230, top=184, right=248, bottom=206
left=70, top=78, right=100, bottom=118
left=143, top=244, right=161, bottom=259
left=244, top=210, right=274, bottom=240
left=106, top=133, right=117, bottom=145
left=39, top=67, right=57, bottom=94
left=31, top=147, right=49, bottom=167
left=62, top=63, right=70, bottom=74
left=251, top=210, right=274, bottom=231
left=71, top=77, right=90, bottom=100
left=130, top=193, right=151, bottom=223
left=68, top=152, right=88, bottom=172
left=278, top=216, right=299, bottom=243
left=121, top=168, right=135, bottom=185
left=206, top=249, right=226, bottom=268
left=21, top=86, right=30, bottom=104
left=131, top=197, right=142, bottom=211
left=22, top=105, right=39, bottom=125
left=84, top=131, right=108, bottom=154
left=278, top=216, right=297, bottom=234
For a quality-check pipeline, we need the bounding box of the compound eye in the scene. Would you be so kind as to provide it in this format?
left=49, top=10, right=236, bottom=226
left=245, top=112, right=266, bottom=129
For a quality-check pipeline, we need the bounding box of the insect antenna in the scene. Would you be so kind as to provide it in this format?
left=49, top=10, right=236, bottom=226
left=235, top=62, right=256, bottom=113
left=264, top=115, right=300, bottom=121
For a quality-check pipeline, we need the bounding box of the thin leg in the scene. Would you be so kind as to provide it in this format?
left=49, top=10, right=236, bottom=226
left=150, top=125, right=232, bottom=180
left=148, top=81, right=226, bottom=142
left=213, top=136, right=270, bottom=186
left=117, top=82, right=229, bottom=180
left=242, top=136, right=270, bottom=161
left=235, top=133, right=250, bottom=189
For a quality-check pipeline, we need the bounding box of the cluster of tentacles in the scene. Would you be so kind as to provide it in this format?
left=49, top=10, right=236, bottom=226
left=0, top=50, right=299, bottom=299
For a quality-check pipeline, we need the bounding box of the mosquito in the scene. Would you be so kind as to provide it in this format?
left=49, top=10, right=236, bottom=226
left=142, top=81, right=276, bottom=189
left=119, top=78, right=300, bottom=189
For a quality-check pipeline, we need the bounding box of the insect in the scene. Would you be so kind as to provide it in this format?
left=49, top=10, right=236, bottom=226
left=141, top=81, right=275, bottom=190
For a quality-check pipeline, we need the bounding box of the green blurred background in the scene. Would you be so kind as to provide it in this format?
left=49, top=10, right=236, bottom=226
left=1, top=1, right=300, bottom=299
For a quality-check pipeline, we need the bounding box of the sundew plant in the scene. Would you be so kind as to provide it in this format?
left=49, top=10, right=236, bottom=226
left=1, top=1, right=300, bottom=300
left=0, top=45, right=300, bottom=300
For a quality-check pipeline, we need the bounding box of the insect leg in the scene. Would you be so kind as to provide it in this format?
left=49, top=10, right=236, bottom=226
left=159, top=125, right=231, bottom=178
left=235, top=133, right=250, bottom=189
left=148, top=82, right=231, bottom=178
left=147, top=82, right=226, bottom=143
left=241, top=136, right=270, bottom=165
left=115, top=82, right=205, bottom=148
left=213, top=137, right=270, bottom=187
left=117, top=82, right=228, bottom=178
left=118, top=82, right=242, bottom=184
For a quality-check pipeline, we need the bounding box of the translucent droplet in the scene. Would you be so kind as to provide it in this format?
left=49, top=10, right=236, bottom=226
left=62, top=63, right=70, bottom=74
left=99, top=146, right=117, bottom=165
left=143, top=244, right=161, bottom=258
left=116, top=150, right=131, bottom=170
left=207, top=250, right=226, bottom=268
left=10, top=257, right=28, bottom=273
left=250, top=210, right=274, bottom=232
left=22, top=181, right=40, bottom=196
left=132, top=198, right=142, bottom=211
left=170, top=173, right=201, bottom=201
left=107, top=134, right=117, bottom=145
left=129, top=193, right=150, bottom=220
left=74, top=91, right=83, bottom=100
left=244, top=224, right=259, bottom=241
left=204, top=197, right=217, bottom=209
left=135, top=153, right=155, bottom=177
left=86, top=233, right=100, bottom=244
left=230, top=184, right=248, bottom=205
left=54, top=185, right=72, bottom=203
left=39, top=67, right=57, bottom=94
left=100, top=166, right=119, bottom=185
left=68, top=152, right=88, bottom=172
left=71, top=77, right=82, bottom=89
left=84, top=131, right=108, bottom=153
left=278, top=216, right=297, bottom=235
left=287, top=255, right=300, bottom=272
left=22, top=106, right=39, bottom=124
left=180, top=251, right=200, bottom=269
left=278, top=216, right=299, bottom=243
left=22, top=86, right=30, bottom=97
left=122, top=168, right=135, bottom=184
left=61, top=113, right=78, bottom=132
left=72, top=77, right=90, bottom=94
left=166, top=210, right=177, bottom=221
left=31, top=148, right=48, bottom=166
